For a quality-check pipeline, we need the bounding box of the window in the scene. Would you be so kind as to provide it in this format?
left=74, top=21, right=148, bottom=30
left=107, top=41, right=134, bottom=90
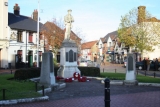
left=26, top=55, right=28, bottom=61
left=28, top=32, right=33, bottom=42
left=17, top=50, right=22, bottom=55
left=109, top=42, right=111, bottom=47
left=100, top=44, right=102, bottom=48
left=17, top=31, right=23, bottom=42
left=103, top=47, right=105, bottom=50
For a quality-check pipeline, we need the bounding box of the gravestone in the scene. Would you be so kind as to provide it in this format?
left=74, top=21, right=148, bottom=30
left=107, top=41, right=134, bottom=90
left=57, top=40, right=81, bottom=78
left=39, top=52, right=55, bottom=87
left=123, top=53, right=138, bottom=85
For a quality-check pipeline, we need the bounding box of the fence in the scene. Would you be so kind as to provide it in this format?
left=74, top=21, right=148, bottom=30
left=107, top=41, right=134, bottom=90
left=100, top=67, right=160, bottom=78
left=0, top=82, right=45, bottom=100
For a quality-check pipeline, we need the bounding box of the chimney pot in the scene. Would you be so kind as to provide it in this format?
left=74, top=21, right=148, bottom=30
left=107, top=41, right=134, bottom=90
left=33, top=9, right=38, bottom=21
left=14, top=3, right=20, bottom=15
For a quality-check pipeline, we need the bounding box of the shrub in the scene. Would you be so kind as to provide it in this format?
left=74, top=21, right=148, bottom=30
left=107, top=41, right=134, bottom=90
left=14, top=66, right=100, bottom=80
left=14, top=68, right=40, bottom=80
left=78, top=67, right=100, bottom=77
left=53, top=58, right=59, bottom=67
left=14, top=67, right=60, bottom=80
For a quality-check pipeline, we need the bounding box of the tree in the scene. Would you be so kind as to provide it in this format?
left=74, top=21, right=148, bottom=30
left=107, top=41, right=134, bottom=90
left=43, top=21, right=64, bottom=54
left=42, top=18, right=83, bottom=56
left=118, top=6, right=160, bottom=55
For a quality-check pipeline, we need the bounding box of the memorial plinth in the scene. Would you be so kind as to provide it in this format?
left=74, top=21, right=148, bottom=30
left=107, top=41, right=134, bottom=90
left=123, top=53, right=138, bottom=85
left=39, top=52, right=55, bottom=87
left=57, top=40, right=81, bottom=78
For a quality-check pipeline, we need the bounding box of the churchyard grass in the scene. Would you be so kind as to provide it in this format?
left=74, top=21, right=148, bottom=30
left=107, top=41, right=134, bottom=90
left=100, top=72, right=160, bottom=83
left=0, top=74, right=41, bottom=100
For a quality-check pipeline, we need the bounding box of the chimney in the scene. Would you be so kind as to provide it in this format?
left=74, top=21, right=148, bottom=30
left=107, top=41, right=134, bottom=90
left=33, top=9, right=38, bottom=21
left=13, top=3, right=20, bottom=15
left=138, top=6, right=146, bottom=24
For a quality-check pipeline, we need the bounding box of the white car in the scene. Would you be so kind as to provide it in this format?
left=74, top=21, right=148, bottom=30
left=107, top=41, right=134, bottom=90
left=124, top=59, right=127, bottom=67
left=79, top=60, right=87, bottom=66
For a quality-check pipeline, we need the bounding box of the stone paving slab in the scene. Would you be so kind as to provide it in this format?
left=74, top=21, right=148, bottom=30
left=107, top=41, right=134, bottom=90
left=1, top=67, right=160, bottom=107
left=5, top=91, right=160, bottom=107
left=4, top=78, right=160, bottom=107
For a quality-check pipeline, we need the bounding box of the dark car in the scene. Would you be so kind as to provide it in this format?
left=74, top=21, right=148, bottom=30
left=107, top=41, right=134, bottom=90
left=136, top=60, right=160, bottom=71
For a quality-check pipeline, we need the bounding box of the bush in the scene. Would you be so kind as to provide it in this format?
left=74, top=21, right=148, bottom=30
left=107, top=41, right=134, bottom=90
left=14, top=68, right=40, bottom=80
left=78, top=67, right=100, bottom=77
left=14, top=67, right=60, bottom=80
left=14, top=66, right=100, bottom=80
left=53, top=58, right=59, bottom=67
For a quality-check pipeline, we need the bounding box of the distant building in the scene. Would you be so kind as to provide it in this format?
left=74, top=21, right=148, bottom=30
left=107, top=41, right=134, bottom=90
left=81, top=40, right=98, bottom=61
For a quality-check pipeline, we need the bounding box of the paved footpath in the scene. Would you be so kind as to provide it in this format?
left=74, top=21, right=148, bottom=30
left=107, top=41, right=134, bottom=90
left=4, top=78, right=160, bottom=107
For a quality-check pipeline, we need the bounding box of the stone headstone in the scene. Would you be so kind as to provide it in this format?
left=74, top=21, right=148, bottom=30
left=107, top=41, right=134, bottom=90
left=39, top=52, right=55, bottom=87
left=124, top=53, right=138, bottom=85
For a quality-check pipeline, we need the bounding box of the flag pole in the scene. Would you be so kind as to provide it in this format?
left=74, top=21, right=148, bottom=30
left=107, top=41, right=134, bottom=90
left=37, top=0, right=40, bottom=67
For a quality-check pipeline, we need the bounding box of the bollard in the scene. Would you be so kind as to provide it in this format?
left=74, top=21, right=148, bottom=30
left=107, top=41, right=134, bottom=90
left=42, top=85, right=45, bottom=96
left=145, top=71, right=146, bottom=76
left=154, top=72, right=155, bottom=78
left=11, top=70, right=12, bottom=74
left=104, top=78, right=110, bottom=107
left=2, top=89, right=6, bottom=100
left=115, top=69, right=116, bottom=73
left=35, top=81, right=38, bottom=92
left=103, top=68, right=104, bottom=73
left=137, top=70, right=138, bottom=75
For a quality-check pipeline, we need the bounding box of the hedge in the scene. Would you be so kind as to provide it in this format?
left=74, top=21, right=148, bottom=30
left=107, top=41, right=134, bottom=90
left=14, top=67, right=100, bottom=80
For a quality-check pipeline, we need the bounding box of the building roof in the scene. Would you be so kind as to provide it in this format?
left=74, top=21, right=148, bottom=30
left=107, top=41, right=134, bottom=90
left=8, top=12, right=44, bottom=32
left=44, top=21, right=64, bottom=40
left=100, top=37, right=105, bottom=42
left=103, top=30, right=117, bottom=43
left=81, top=40, right=98, bottom=49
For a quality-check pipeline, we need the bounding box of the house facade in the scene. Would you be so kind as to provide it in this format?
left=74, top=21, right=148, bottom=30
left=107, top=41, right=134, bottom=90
left=0, top=3, right=44, bottom=69
left=0, top=0, right=9, bottom=68
left=81, top=40, right=98, bottom=61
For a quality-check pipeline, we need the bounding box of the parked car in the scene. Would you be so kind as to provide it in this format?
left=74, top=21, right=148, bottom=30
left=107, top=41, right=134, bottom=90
left=79, top=60, right=95, bottom=67
left=87, top=60, right=95, bottom=67
left=124, top=59, right=127, bottom=68
left=79, top=60, right=87, bottom=66
left=136, top=60, right=160, bottom=70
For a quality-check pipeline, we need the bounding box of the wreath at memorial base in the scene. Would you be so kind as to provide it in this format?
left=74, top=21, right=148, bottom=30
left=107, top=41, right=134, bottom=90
left=65, top=77, right=73, bottom=82
left=73, top=72, right=80, bottom=80
left=78, top=76, right=87, bottom=82
left=56, top=76, right=64, bottom=81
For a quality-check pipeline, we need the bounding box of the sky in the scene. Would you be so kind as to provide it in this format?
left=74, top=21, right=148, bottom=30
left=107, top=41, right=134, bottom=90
left=8, top=0, right=160, bottom=42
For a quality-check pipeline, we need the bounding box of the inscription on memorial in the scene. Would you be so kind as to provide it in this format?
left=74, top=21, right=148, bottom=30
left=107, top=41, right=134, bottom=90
left=66, top=52, right=68, bottom=61
left=128, top=56, right=133, bottom=71
left=69, top=50, right=73, bottom=62
left=74, top=52, right=77, bottom=61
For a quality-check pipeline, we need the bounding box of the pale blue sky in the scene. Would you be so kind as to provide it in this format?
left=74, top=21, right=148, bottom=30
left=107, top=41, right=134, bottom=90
left=8, top=0, right=160, bottom=42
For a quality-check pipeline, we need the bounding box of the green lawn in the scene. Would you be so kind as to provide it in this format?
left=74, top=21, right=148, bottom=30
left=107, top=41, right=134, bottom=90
left=0, top=74, right=41, bottom=100
left=100, top=72, right=160, bottom=83
left=0, top=72, right=160, bottom=100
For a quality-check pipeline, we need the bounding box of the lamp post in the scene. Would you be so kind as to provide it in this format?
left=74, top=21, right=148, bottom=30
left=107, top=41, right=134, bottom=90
left=36, top=0, right=40, bottom=67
